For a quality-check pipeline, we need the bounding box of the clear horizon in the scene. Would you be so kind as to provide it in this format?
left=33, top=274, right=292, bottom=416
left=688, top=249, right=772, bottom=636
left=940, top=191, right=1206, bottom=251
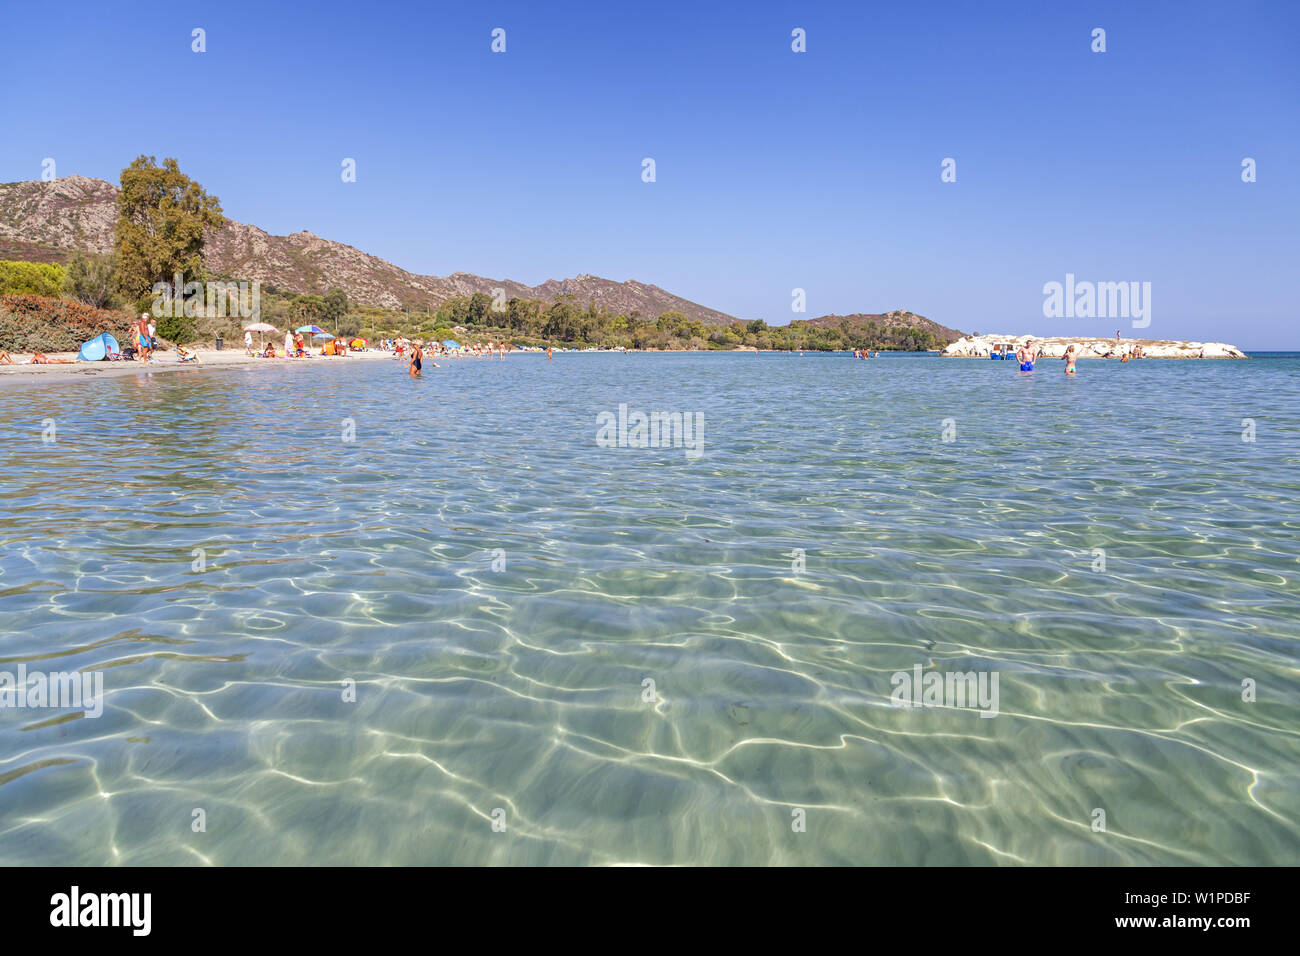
left=1, top=0, right=1296, bottom=348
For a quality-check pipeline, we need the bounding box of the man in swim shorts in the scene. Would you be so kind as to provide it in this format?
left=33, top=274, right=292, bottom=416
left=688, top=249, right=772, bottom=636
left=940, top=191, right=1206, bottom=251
left=138, top=313, right=153, bottom=362
left=1016, top=338, right=1039, bottom=371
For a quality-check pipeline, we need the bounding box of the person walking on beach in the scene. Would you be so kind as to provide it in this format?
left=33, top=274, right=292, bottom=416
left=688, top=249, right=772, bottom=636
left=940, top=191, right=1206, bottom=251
left=244, top=329, right=253, bottom=355
left=408, top=342, right=423, bottom=377
left=137, top=313, right=153, bottom=362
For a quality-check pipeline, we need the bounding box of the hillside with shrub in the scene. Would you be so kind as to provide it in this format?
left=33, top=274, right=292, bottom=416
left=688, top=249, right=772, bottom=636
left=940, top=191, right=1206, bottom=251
left=0, top=159, right=965, bottom=354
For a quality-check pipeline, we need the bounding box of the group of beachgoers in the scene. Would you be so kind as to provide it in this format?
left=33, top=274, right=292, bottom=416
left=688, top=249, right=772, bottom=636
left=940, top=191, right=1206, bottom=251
left=1011, top=331, right=1147, bottom=374
left=131, top=313, right=157, bottom=362
left=244, top=328, right=357, bottom=358
left=0, top=309, right=173, bottom=366
left=852, top=349, right=881, bottom=359
left=397, top=338, right=514, bottom=377
left=2, top=310, right=161, bottom=366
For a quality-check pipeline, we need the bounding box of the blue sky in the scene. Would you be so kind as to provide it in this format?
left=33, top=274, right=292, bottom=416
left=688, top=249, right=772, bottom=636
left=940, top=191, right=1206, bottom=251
left=1, top=0, right=1296, bottom=347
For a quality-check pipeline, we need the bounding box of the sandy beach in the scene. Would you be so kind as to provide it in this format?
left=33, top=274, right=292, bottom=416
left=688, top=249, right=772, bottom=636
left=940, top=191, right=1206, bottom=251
left=0, top=346, right=401, bottom=384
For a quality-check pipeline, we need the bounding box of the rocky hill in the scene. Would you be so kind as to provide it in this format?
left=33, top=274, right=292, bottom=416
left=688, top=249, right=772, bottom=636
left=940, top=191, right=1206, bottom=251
left=0, top=176, right=740, bottom=324
left=794, top=310, right=965, bottom=345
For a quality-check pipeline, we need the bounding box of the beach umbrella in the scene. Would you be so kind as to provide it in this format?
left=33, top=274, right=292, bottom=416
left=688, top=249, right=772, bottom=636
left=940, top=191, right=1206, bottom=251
left=295, top=325, right=326, bottom=335
left=243, top=321, right=279, bottom=350
left=442, top=339, right=461, bottom=350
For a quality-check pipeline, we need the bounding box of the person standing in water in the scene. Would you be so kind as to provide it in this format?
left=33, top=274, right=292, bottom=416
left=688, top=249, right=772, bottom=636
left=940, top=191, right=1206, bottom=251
left=1015, top=338, right=1039, bottom=371
left=546, top=346, right=553, bottom=360
left=1063, top=344, right=1077, bottom=374
left=409, top=342, right=423, bottom=377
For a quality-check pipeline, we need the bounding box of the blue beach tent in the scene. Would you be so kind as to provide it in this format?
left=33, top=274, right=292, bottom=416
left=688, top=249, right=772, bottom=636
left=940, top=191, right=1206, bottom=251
left=442, top=339, right=461, bottom=350
left=77, top=332, right=121, bottom=362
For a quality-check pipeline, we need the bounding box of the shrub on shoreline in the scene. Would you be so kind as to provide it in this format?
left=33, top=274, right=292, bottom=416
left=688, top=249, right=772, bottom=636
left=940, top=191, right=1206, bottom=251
left=0, top=294, right=134, bottom=353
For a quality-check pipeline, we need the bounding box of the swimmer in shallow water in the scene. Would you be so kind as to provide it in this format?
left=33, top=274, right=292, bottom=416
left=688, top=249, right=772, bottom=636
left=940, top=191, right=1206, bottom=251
left=409, top=343, right=423, bottom=377
left=1063, top=344, right=1077, bottom=374
left=1016, top=338, right=1039, bottom=371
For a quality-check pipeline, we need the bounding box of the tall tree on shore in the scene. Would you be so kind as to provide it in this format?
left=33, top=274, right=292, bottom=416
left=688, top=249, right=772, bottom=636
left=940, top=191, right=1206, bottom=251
left=63, top=251, right=119, bottom=309
left=322, top=288, right=349, bottom=333
left=113, top=156, right=225, bottom=302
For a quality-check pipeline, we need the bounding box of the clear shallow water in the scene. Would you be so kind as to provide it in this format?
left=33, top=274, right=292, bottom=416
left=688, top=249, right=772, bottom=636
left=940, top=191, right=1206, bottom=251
left=0, top=352, right=1297, bottom=866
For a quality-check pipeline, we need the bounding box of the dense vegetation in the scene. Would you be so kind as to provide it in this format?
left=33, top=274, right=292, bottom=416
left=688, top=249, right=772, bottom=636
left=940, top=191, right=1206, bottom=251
left=0, top=268, right=943, bottom=352
left=0, top=261, right=65, bottom=297
left=243, top=289, right=943, bottom=352
left=0, top=294, right=133, bottom=352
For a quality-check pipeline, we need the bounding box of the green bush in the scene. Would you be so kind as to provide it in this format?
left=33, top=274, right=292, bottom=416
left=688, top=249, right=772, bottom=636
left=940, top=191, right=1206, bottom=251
left=156, top=312, right=196, bottom=345
left=0, top=260, right=66, bottom=297
left=63, top=252, right=120, bottom=309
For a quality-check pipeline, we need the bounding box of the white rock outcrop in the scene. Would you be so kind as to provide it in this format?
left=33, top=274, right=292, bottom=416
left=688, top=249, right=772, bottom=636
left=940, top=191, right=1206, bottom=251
left=941, top=334, right=1247, bottom=359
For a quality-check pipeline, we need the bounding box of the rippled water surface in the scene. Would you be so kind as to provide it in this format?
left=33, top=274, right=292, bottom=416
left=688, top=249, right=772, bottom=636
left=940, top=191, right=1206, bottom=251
left=1, top=352, right=1297, bottom=865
